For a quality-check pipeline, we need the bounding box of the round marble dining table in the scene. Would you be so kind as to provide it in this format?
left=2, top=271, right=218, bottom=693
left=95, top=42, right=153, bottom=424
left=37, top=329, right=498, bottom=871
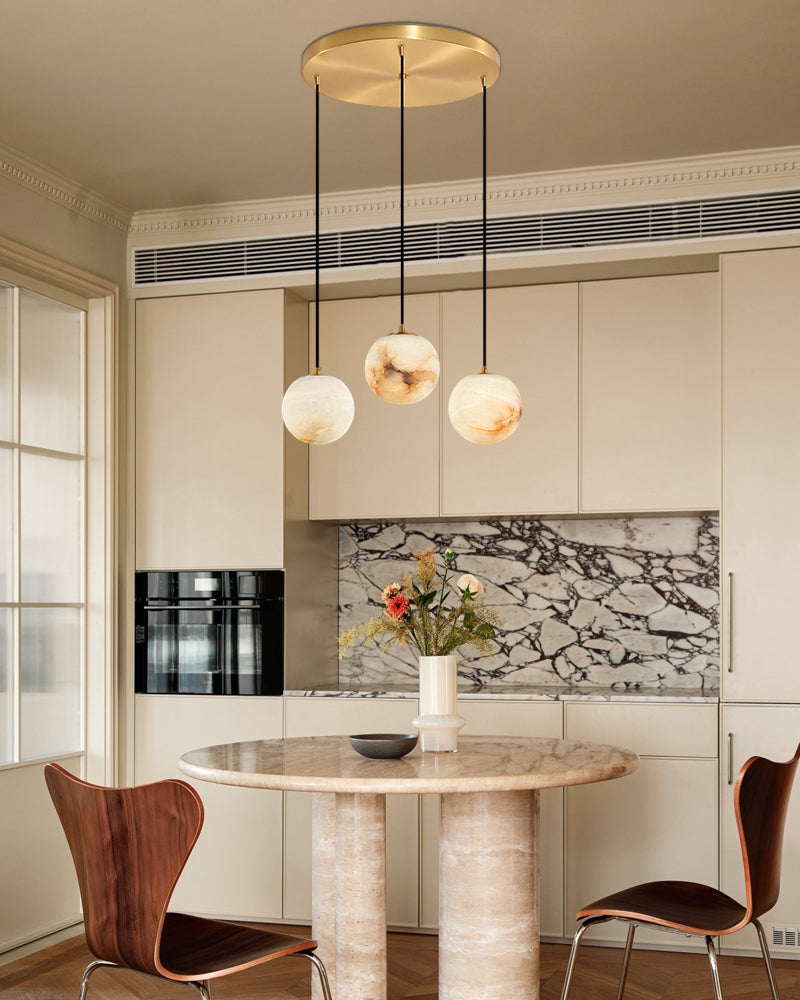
left=180, top=734, right=638, bottom=1000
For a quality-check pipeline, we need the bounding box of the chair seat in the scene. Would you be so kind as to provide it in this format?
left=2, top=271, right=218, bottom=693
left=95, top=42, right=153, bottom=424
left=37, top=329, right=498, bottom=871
left=159, top=913, right=318, bottom=981
left=577, top=880, right=748, bottom=937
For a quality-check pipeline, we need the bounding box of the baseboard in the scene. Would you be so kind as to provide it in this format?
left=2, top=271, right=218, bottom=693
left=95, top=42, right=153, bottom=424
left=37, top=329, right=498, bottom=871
left=0, top=920, right=84, bottom=966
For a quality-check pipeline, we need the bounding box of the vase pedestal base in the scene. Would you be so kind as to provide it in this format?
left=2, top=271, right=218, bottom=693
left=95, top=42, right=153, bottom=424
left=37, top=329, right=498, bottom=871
left=412, top=712, right=466, bottom=752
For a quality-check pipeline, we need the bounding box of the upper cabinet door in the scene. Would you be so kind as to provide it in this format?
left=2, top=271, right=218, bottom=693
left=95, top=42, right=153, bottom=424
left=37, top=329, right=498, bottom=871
left=440, top=285, right=579, bottom=517
left=580, top=273, right=721, bottom=513
left=135, top=290, right=286, bottom=569
left=721, top=248, right=800, bottom=702
left=309, top=294, right=441, bottom=520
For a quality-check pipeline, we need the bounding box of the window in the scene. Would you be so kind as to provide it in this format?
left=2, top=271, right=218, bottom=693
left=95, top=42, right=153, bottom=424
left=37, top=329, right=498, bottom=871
left=0, top=281, right=88, bottom=763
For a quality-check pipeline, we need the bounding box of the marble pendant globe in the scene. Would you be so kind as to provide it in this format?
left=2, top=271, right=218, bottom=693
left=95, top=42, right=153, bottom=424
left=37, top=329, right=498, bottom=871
left=364, top=330, right=440, bottom=404
left=448, top=371, right=522, bottom=444
left=282, top=373, right=354, bottom=444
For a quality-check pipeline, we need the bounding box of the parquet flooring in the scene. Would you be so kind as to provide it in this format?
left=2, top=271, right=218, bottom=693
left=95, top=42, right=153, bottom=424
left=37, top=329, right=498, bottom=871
left=2, top=926, right=800, bottom=1000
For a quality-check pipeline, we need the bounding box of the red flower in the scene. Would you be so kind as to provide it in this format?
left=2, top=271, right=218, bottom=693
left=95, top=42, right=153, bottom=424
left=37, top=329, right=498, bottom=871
left=385, top=593, right=409, bottom=618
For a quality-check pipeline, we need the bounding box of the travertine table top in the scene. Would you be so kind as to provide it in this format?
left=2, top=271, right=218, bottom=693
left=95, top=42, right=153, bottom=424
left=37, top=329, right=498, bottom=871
left=179, top=735, right=638, bottom=794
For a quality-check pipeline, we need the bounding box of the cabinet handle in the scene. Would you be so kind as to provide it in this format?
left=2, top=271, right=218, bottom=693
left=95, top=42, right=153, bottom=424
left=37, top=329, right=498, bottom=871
left=727, top=572, right=734, bottom=673
left=728, top=732, right=734, bottom=786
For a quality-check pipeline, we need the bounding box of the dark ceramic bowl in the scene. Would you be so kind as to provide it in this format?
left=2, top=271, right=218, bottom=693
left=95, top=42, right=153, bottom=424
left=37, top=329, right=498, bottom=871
left=349, top=733, right=419, bottom=759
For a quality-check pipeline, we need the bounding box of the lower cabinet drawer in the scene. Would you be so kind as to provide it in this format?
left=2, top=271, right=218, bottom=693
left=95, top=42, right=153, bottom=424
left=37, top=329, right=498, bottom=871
left=565, top=701, right=718, bottom=758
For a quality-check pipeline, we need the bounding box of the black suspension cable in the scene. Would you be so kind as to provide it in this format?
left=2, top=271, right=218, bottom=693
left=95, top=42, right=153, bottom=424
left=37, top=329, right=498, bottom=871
left=400, top=45, right=405, bottom=329
left=482, top=75, right=487, bottom=372
left=314, top=76, right=320, bottom=372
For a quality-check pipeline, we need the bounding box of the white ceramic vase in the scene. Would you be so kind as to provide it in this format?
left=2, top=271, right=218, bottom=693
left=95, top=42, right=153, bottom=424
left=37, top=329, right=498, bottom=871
left=412, top=654, right=466, bottom=752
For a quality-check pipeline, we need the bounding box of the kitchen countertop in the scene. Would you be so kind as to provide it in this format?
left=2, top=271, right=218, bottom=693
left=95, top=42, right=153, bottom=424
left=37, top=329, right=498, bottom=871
left=284, top=684, right=719, bottom=704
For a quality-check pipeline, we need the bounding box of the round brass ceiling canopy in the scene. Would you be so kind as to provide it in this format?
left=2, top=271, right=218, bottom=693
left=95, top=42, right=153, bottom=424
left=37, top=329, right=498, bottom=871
left=301, top=23, right=500, bottom=107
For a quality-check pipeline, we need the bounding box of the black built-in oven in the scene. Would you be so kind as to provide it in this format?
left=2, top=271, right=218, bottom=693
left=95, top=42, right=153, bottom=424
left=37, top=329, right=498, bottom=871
left=135, top=570, right=283, bottom=695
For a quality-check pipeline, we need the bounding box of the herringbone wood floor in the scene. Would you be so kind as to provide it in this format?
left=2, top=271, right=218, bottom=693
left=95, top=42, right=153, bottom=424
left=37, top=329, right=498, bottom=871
left=2, top=926, right=800, bottom=1000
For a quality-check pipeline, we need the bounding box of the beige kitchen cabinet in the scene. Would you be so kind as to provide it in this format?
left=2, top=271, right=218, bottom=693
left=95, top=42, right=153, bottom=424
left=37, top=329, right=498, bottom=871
left=721, top=248, right=800, bottom=702
left=135, top=289, right=287, bottom=569
left=580, top=273, right=721, bottom=513
left=283, top=696, right=421, bottom=928
left=565, top=701, right=718, bottom=948
left=133, top=695, right=284, bottom=920
left=719, top=706, right=800, bottom=958
left=309, top=294, right=441, bottom=520
left=419, top=699, right=565, bottom=936
left=440, top=285, right=579, bottom=516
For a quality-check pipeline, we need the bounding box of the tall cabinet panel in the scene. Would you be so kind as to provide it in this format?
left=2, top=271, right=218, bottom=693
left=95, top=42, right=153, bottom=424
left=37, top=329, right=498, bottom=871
left=721, top=248, right=800, bottom=701
left=135, top=290, right=286, bottom=568
left=719, top=706, right=800, bottom=957
left=580, top=273, right=721, bottom=513
left=134, top=695, right=284, bottom=920
left=440, top=285, right=579, bottom=516
left=309, top=294, right=440, bottom=520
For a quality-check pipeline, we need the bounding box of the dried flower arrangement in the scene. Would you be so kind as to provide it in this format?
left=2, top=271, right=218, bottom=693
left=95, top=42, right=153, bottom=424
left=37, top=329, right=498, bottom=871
left=338, top=547, right=502, bottom=658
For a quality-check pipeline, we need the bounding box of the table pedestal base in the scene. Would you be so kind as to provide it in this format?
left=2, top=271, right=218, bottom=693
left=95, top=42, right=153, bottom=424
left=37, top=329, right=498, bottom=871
left=440, top=789, right=540, bottom=1000
left=312, top=792, right=387, bottom=1000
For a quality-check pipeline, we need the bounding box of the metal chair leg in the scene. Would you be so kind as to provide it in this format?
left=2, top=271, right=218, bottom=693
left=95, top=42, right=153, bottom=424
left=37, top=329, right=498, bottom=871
left=705, top=936, right=724, bottom=1000
left=302, top=951, right=333, bottom=1000
left=187, top=981, right=211, bottom=1000
left=616, top=923, right=637, bottom=1000
left=560, top=916, right=613, bottom=1000
left=753, top=918, right=783, bottom=1000
left=77, top=960, right=122, bottom=1000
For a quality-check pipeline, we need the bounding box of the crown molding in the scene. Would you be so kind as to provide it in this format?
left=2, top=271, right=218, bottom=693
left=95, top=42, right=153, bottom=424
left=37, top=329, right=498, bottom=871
left=0, top=140, right=132, bottom=234
left=128, top=145, right=800, bottom=244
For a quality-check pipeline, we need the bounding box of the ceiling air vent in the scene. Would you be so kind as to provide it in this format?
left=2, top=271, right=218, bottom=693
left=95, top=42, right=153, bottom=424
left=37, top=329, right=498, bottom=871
left=132, top=188, right=800, bottom=286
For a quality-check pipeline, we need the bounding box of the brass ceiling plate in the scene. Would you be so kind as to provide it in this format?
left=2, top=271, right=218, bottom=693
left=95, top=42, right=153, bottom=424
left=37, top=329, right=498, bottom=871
left=301, top=24, right=500, bottom=107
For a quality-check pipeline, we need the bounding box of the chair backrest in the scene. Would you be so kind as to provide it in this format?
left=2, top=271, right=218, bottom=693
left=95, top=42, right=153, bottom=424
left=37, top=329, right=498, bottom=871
left=736, top=743, right=800, bottom=921
left=44, top=763, right=204, bottom=977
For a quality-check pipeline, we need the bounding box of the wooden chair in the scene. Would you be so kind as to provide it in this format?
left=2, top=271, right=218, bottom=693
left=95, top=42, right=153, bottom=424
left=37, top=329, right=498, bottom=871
left=45, top=763, right=332, bottom=1000
left=560, top=744, right=800, bottom=1000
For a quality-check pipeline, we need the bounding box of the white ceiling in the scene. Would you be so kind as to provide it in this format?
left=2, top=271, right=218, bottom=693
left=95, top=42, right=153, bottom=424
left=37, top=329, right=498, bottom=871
left=1, top=0, right=798, bottom=214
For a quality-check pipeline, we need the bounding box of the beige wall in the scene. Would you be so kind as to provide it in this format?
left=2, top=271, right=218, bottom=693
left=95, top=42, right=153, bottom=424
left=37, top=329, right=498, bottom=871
left=0, top=173, right=127, bottom=287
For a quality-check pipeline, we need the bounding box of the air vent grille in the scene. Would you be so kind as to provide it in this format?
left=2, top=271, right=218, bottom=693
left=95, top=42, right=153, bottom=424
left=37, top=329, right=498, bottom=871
left=133, top=188, right=800, bottom=286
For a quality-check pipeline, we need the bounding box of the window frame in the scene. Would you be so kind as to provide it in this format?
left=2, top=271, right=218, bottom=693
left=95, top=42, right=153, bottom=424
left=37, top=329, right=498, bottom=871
left=0, top=242, right=117, bottom=784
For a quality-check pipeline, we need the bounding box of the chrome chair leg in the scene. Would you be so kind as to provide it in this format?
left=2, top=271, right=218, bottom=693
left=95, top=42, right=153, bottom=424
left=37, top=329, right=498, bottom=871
left=705, top=936, right=724, bottom=1000
left=753, top=918, right=783, bottom=1000
left=304, top=951, right=333, bottom=1000
left=560, top=916, right=613, bottom=1000
left=616, top=923, right=637, bottom=1000
left=77, top=960, right=121, bottom=1000
left=187, top=981, right=211, bottom=1000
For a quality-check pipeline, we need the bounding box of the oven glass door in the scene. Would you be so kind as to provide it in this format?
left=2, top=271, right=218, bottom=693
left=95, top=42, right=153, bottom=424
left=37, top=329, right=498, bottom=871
left=143, top=605, right=263, bottom=694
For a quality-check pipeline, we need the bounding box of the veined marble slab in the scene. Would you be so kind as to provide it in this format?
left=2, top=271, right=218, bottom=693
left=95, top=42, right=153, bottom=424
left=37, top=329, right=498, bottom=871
left=284, top=686, right=719, bottom=703
left=339, top=515, right=719, bottom=693
left=179, top=734, right=639, bottom=794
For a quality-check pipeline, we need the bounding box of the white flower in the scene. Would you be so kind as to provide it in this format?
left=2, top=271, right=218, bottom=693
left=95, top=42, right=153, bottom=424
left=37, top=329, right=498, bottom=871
left=456, top=573, right=483, bottom=599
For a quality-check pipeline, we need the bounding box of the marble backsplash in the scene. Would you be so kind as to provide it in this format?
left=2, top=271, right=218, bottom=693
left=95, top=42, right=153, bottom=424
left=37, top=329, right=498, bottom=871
left=338, top=516, right=720, bottom=692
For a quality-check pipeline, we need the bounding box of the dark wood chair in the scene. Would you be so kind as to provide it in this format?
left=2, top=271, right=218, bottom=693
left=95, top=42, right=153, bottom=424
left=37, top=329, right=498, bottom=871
left=45, top=762, right=332, bottom=1000
left=560, top=743, right=800, bottom=1000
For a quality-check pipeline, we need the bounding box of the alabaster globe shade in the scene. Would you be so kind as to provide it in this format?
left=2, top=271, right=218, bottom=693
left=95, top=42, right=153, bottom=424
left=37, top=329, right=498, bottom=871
left=364, top=330, right=440, bottom=404
left=448, top=372, right=522, bottom=444
left=282, top=373, right=354, bottom=444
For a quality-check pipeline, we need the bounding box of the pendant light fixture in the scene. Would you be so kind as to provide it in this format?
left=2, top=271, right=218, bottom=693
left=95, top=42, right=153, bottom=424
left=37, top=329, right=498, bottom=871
left=282, top=77, right=354, bottom=445
left=448, top=78, right=522, bottom=444
left=302, top=25, right=501, bottom=404
left=363, top=43, right=440, bottom=405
